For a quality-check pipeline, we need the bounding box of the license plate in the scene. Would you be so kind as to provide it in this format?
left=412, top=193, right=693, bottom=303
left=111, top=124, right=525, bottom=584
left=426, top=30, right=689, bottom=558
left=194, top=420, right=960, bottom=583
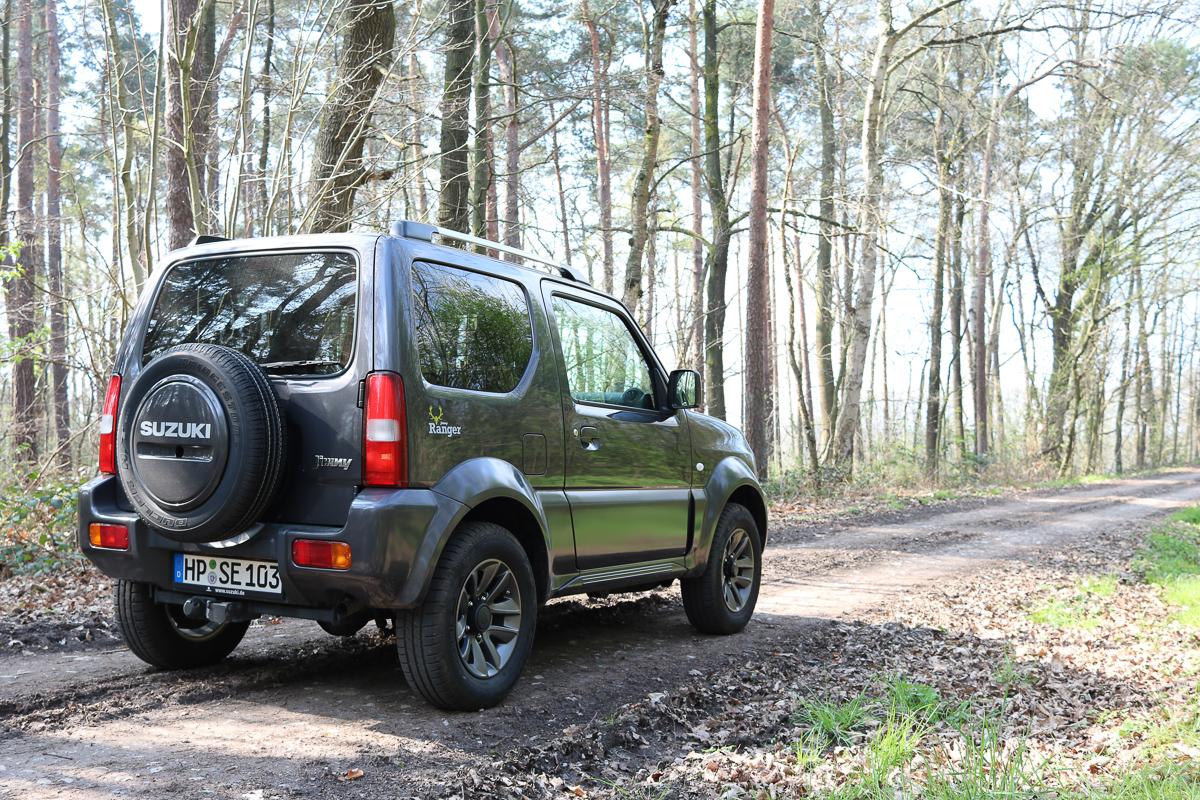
left=173, top=553, right=282, bottom=597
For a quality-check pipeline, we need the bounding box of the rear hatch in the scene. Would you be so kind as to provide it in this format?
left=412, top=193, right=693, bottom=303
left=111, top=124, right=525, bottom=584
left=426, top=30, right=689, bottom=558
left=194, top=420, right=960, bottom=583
left=140, top=247, right=370, bottom=527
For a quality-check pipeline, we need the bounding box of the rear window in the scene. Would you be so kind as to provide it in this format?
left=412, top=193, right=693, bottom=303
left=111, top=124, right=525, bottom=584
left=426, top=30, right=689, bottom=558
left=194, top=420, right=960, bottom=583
left=143, top=251, right=358, bottom=375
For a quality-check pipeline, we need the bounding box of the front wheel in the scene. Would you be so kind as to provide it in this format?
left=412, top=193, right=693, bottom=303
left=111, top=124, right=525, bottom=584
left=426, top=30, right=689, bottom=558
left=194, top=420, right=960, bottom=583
left=396, top=521, right=538, bottom=710
left=681, top=503, right=762, bottom=634
left=114, top=579, right=250, bottom=669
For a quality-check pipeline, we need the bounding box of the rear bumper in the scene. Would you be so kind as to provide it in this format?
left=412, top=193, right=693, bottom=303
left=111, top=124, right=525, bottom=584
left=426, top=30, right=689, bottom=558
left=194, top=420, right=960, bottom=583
left=78, top=475, right=467, bottom=612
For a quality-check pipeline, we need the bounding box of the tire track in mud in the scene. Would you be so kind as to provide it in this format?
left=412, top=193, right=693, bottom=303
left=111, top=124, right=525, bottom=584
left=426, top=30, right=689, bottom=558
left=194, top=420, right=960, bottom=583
left=5, top=471, right=1199, bottom=730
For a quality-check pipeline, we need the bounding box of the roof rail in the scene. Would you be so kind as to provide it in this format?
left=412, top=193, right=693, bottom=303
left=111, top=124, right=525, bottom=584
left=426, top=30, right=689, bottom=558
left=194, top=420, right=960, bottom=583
left=390, top=219, right=590, bottom=285
left=188, top=234, right=229, bottom=246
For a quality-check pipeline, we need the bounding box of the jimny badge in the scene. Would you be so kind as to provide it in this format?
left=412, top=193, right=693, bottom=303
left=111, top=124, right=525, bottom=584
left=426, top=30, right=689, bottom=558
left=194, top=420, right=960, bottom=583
left=428, top=405, right=463, bottom=438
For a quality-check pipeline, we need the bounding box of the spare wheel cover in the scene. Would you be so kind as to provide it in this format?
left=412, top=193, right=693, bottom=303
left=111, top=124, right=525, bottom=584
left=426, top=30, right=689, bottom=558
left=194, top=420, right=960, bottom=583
left=127, top=374, right=229, bottom=511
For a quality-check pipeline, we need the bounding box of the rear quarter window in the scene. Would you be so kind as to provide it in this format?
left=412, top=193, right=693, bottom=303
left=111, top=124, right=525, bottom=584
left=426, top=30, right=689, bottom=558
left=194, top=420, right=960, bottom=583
left=142, top=251, right=358, bottom=375
left=410, top=261, right=533, bottom=393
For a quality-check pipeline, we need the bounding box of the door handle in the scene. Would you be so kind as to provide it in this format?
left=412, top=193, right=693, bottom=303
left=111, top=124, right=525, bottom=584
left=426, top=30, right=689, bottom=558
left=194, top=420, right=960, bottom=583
left=577, top=425, right=601, bottom=450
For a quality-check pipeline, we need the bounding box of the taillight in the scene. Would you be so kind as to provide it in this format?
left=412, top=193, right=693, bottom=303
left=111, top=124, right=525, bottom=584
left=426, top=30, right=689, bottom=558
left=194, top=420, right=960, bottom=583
left=363, top=372, right=407, bottom=487
left=99, top=375, right=121, bottom=474
left=292, top=539, right=352, bottom=570
left=88, top=523, right=129, bottom=550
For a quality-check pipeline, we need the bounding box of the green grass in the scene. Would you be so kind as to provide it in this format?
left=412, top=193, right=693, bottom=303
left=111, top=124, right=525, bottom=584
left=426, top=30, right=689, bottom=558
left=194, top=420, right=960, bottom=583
left=1073, top=763, right=1200, bottom=799
left=993, top=654, right=1036, bottom=688
left=921, top=717, right=1044, bottom=799
left=1027, top=574, right=1121, bottom=629
left=1134, top=510, right=1200, bottom=627
left=1116, top=693, right=1200, bottom=759
left=794, top=693, right=874, bottom=748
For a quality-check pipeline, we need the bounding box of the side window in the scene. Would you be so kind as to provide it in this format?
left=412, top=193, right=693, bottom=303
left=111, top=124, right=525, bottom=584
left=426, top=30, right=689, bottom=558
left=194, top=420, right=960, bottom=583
left=551, top=296, right=655, bottom=410
left=411, top=262, right=533, bottom=393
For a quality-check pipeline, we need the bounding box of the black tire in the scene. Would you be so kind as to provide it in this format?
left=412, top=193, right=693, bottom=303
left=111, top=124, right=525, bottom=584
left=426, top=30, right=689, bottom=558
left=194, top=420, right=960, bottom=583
left=681, top=503, right=762, bottom=635
left=116, top=343, right=287, bottom=543
left=114, top=579, right=250, bottom=670
left=396, top=522, right=538, bottom=711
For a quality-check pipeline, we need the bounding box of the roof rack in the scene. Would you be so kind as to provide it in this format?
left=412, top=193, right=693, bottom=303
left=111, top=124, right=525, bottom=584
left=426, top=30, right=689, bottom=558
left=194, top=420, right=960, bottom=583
left=391, top=220, right=590, bottom=285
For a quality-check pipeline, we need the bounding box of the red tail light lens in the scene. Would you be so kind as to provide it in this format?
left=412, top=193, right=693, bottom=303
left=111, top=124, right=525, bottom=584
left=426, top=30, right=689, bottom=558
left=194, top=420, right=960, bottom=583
left=88, top=523, right=129, bottom=550
left=292, top=539, right=352, bottom=570
left=363, top=372, right=407, bottom=487
left=99, top=375, right=121, bottom=474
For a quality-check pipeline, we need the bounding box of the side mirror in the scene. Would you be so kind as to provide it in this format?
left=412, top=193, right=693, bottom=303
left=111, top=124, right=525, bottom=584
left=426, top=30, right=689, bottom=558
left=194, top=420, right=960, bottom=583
left=668, top=369, right=703, bottom=410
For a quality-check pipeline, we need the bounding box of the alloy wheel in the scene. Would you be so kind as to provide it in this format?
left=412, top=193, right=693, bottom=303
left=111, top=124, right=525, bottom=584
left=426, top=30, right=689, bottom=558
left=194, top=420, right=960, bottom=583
left=721, top=528, right=755, bottom=613
left=456, top=559, right=523, bottom=679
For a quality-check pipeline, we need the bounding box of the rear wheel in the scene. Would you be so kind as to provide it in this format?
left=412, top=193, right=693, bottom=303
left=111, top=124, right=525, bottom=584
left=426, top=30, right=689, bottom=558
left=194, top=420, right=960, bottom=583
left=681, top=503, right=762, bottom=634
left=396, top=522, right=537, bottom=710
left=114, top=579, right=250, bottom=669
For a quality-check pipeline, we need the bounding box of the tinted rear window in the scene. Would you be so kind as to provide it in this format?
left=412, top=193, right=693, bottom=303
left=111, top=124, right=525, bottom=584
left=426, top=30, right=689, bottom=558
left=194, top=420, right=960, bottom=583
left=143, top=251, right=358, bottom=375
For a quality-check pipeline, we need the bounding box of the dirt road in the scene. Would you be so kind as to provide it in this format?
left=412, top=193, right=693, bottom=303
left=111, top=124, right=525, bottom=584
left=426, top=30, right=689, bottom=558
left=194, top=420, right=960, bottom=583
left=3, top=470, right=1199, bottom=799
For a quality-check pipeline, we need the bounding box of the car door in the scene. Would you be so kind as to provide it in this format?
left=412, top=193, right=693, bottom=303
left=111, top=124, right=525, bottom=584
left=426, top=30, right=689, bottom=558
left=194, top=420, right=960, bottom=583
left=544, top=286, right=692, bottom=570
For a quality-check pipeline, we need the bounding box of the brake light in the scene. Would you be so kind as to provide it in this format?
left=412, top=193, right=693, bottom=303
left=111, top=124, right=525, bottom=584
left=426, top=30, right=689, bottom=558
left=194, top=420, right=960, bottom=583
left=363, top=372, right=407, bottom=487
left=292, top=539, right=352, bottom=570
left=99, top=375, right=121, bottom=474
left=88, top=523, right=129, bottom=550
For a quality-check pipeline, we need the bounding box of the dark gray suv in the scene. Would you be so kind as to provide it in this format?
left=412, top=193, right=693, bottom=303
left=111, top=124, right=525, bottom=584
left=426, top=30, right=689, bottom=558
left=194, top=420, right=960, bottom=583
left=79, top=221, right=767, bottom=710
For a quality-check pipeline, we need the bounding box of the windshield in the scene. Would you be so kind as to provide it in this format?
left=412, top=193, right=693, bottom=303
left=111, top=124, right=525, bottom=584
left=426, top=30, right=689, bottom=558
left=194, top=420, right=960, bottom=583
left=142, top=251, right=358, bottom=375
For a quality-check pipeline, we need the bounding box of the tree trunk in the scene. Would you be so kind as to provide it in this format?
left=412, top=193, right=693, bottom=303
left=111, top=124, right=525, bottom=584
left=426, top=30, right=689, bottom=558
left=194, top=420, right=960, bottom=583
left=257, top=0, right=275, bottom=229
left=580, top=0, right=612, bottom=291
left=1114, top=297, right=1132, bottom=473
left=972, top=80, right=1000, bottom=459
left=165, top=0, right=207, bottom=248
left=495, top=5, right=520, bottom=251
left=102, top=0, right=146, bottom=288
left=743, top=0, right=774, bottom=476
left=686, top=0, right=704, bottom=370
left=621, top=0, right=671, bottom=318
left=810, top=0, right=837, bottom=450
left=549, top=100, right=572, bottom=263
left=305, top=0, right=396, bottom=232
left=45, top=0, right=69, bottom=464
left=949, top=188, right=966, bottom=455
left=701, top=0, right=731, bottom=420
left=830, top=0, right=896, bottom=468
left=9, top=0, right=39, bottom=461
left=925, top=105, right=950, bottom=478
left=437, top=0, right=474, bottom=234
left=471, top=0, right=495, bottom=239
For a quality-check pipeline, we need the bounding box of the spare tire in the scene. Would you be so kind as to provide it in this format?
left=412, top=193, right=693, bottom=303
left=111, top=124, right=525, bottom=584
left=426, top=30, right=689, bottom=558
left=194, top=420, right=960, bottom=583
left=116, top=343, right=287, bottom=543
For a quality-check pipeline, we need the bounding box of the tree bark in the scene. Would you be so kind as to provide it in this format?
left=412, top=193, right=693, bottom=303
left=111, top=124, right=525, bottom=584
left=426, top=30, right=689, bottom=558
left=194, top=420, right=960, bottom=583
left=810, top=0, right=837, bottom=451
left=743, top=0, right=775, bottom=475
left=701, top=0, right=730, bottom=420
left=305, top=0, right=396, bottom=232
left=437, top=0, right=475, bottom=234
left=686, top=0, right=704, bottom=370
left=621, top=0, right=671, bottom=318
left=257, top=0, right=275, bottom=229
left=495, top=3, right=520, bottom=251
left=830, top=0, right=896, bottom=468
left=165, top=0, right=207, bottom=248
left=471, top=0, right=496, bottom=239
left=925, top=103, right=950, bottom=478
left=45, top=0, right=70, bottom=463
left=580, top=0, right=612, bottom=291
left=9, top=0, right=39, bottom=460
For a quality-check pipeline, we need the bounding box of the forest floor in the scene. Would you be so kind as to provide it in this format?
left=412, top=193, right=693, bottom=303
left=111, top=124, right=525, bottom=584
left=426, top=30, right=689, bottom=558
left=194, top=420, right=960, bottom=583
left=1, top=470, right=1198, bottom=799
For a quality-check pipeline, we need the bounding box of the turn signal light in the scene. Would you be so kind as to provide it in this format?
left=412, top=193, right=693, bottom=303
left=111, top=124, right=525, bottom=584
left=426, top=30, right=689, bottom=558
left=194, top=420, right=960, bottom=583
left=99, top=375, right=121, bottom=474
left=88, top=523, right=129, bottom=550
left=292, top=539, right=352, bottom=570
left=363, top=372, right=407, bottom=487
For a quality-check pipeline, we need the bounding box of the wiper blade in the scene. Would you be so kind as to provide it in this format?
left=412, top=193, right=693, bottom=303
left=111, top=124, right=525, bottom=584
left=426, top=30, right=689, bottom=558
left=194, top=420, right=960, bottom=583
left=259, top=359, right=343, bottom=373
